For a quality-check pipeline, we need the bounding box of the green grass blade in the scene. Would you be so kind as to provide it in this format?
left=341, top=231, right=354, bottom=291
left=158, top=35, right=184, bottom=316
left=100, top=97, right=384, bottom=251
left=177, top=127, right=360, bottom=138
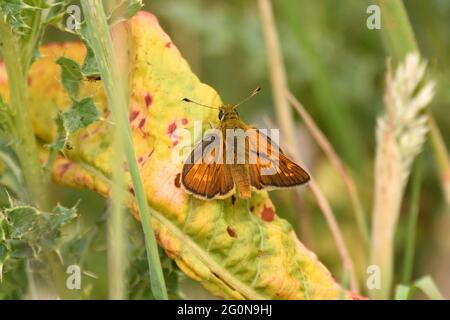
left=414, top=276, right=445, bottom=300
left=0, top=11, right=49, bottom=210
left=377, top=0, right=418, bottom=60
left=278, top=0, right=364, bottom=167
left=338, top=270, right=350, bottom=300
left=80, top=0, right=168, bottom=300
left=395, top=276, right=445, bottom=300
left=401, top=155, right=423, bottom=284
left=394, top=284, right=411, bottom=300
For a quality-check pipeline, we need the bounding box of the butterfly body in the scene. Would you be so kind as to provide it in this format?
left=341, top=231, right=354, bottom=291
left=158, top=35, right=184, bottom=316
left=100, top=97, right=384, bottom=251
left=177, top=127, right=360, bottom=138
left=181, top=92, right=310, bottom=200
left=229, top=164, right=252, bottom=199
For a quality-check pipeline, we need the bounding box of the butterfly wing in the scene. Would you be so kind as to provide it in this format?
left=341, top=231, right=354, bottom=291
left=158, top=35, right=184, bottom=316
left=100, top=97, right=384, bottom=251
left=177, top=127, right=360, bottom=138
left=247, top=129, right=310, bottom=190
left=181, top=133, right=235, bottom=199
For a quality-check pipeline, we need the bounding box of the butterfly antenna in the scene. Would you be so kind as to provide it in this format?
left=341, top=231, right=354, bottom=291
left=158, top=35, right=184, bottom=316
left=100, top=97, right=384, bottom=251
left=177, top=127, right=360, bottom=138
left=182, top=98, right=218, bottom=109
left=234, top=87, right=261, bottom=108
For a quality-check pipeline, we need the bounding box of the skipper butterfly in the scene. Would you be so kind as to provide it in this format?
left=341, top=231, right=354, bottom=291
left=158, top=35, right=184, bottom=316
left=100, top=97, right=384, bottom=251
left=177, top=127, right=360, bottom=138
left=181, top=87, right=309, bottom=200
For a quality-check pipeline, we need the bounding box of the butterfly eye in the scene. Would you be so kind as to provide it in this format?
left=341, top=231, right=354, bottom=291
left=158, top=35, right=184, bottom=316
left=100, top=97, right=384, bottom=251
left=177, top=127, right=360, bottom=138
left=218, top=110, right=225, bottom=121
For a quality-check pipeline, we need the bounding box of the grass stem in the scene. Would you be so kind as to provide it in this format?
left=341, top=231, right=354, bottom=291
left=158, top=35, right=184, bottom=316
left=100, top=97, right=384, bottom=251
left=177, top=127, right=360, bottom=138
left=287, top=91, right=369, bottom=245
left=80, top=0, right=168, bottom=300
left=257, top=0, right=295, bottom=149
left=402, top=155, right=423, bottom=284
left=278, top=0, right=364, bottom=167
left=377, top=0, right=418, bottom=59
left=0, top=11, right=49, bottom=210
left=306, top=181, right=359, bottom=293
left=257, top=0, right=358, bottom=293
left=429, top=117, right=450, bottom=206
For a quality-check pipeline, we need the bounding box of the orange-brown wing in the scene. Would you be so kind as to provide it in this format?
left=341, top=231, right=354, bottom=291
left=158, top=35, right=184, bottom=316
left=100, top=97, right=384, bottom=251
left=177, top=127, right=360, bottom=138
left=181, top=133, right=235, bottom=199
left=247, top=129, right=310, bottom=190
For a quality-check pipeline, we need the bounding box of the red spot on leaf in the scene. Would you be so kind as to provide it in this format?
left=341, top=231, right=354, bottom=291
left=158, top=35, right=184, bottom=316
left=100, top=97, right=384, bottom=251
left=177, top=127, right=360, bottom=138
left=129, top=110, right=139, bottom=122
left=165, top=42, right=172, bottom=48
left=227, top=226, right=237, bottom=238
left=181, top=118, right=188, bottom=125
left=167, top=121, right=177, bottom=135
left=174, top=173, right=181, bottom=188
left=28, top=77, right=32, bottom=86
left=91, top=125, right=103, bottom=135
left=138, top=118, right=146, bottom=129
left=138, top=150, right=154, bottom=166
left=144, top=93, right=153, bottom=107
left=261, top=204, right=275, bottom=222
left=129, top=186, right=135, bottom=195
left=59, top=162, right=71, bottom=177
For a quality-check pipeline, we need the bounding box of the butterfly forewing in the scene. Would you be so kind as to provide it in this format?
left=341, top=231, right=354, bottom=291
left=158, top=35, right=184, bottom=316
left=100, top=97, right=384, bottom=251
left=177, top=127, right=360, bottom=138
left=181, top=133, right=235, bottom=199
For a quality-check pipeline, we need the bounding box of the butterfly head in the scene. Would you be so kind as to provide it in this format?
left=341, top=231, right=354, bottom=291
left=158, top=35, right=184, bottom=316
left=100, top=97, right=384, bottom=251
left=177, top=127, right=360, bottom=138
left=218, top=104, right=239, bottom=121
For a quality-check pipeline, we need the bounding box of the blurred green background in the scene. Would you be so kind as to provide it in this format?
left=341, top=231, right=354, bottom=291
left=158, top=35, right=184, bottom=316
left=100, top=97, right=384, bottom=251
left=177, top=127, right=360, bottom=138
left=2, top=0, right=449, bottom=299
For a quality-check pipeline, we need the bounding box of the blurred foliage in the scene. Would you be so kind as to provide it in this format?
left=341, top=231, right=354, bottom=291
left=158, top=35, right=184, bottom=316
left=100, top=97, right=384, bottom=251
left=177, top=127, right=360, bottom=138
left=127, top=218, right=182, bottom=300
left=0, top=189, right=182, bottom=299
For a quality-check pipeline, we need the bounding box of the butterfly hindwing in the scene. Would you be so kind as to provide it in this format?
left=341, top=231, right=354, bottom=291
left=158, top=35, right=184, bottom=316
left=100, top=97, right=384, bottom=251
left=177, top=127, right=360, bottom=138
left=248, top=129, right=310, bottom=190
